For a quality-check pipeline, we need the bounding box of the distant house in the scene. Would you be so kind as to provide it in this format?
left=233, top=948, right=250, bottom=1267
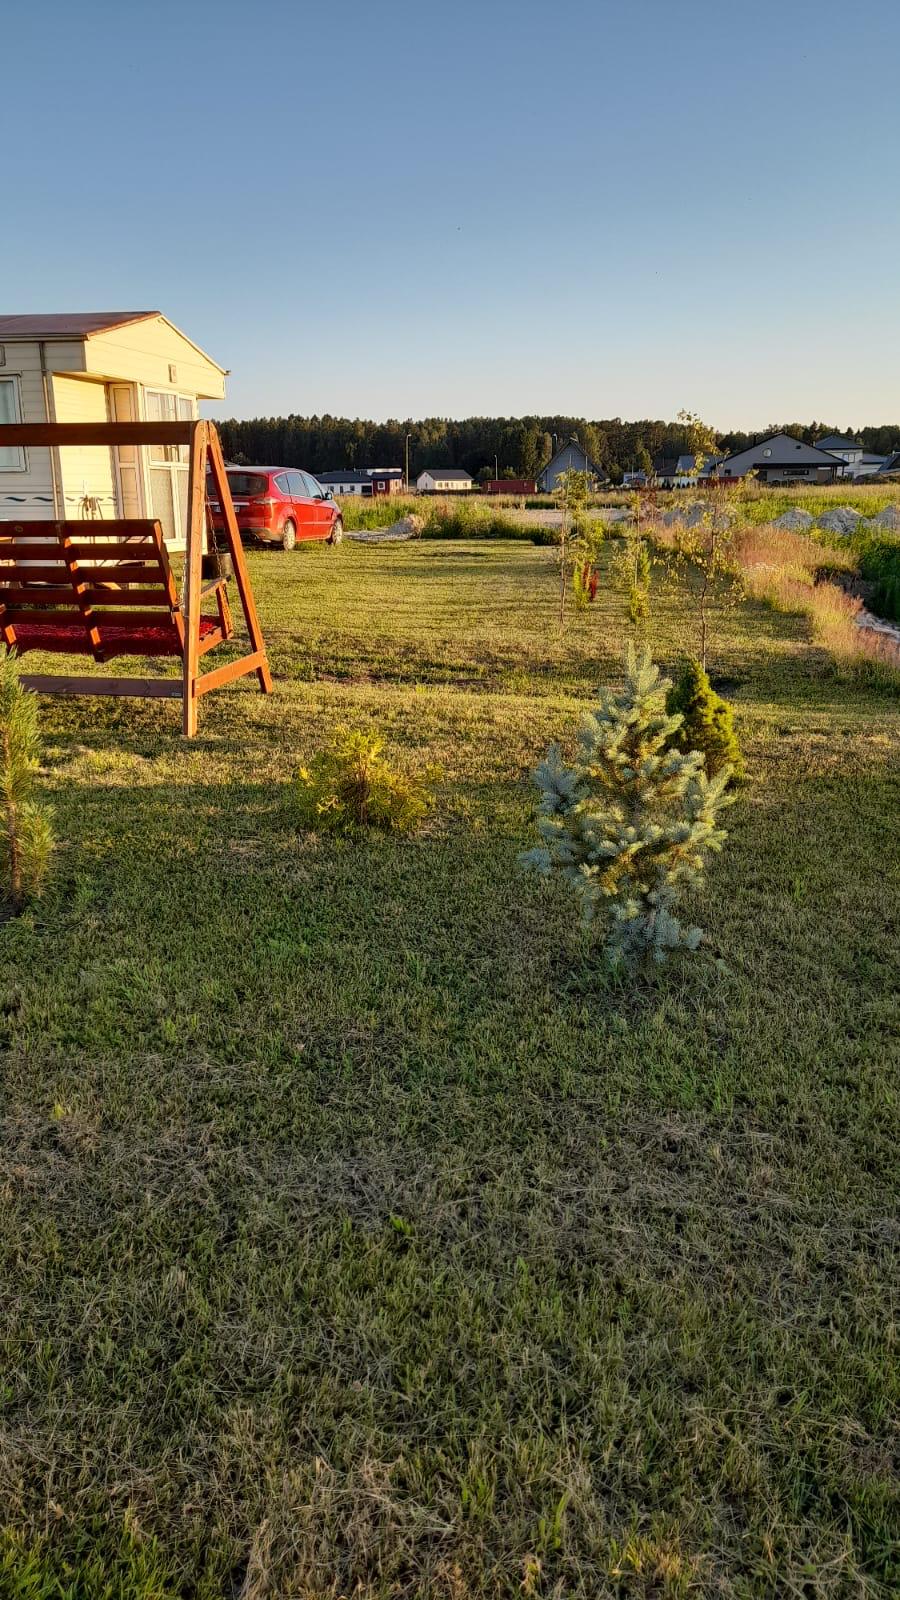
left=317, top=467, right=404, bottom=497
left=716, top=433, right=843, bottom=485
left=652, top=452, right=723, bottom=489
left=485, top=478, right=537, bottom=495
left=0, top=310, right=227, bottom=544
left=812, top=435, right=889, bottom=479
left=537, top=436, right=607, bottom=492
left=815, top=435, right=862, bottom=474
left=416, top=468, right=473, bottom=492
left=877, top=451, right=900, bottom=476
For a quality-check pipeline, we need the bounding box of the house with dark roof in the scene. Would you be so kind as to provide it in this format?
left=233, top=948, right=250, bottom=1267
left=537, top=436, right=607, bottom=492
left=715, top=433, right=844, bottom=485
left=652, top=452, right=724, bottom=489
left=0, top=312, right=226, bottom=542
left=416, top=468, right=473, bottom=492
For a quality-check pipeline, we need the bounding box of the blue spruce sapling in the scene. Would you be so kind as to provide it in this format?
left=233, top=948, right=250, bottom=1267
left=521, top=646, right=732, bottom=966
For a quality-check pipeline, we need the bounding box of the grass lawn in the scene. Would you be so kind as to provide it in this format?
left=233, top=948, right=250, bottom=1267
left=1, top=540, right=898, bottom=1598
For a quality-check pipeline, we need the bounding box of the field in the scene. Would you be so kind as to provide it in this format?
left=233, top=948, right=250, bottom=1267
left=1, top=539, right=898, bottom=1598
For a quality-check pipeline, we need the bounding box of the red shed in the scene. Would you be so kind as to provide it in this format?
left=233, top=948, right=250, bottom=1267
left=485, top=479, right=537, bottom=495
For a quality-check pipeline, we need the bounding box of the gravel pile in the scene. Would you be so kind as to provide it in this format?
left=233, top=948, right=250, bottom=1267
left=870, top=504, right=900, bottom=532
left=772, top=508, right=814, bottom=531
left=660, top=502, right=733, bottom=528
left=817, top=506, right=864, bottom=536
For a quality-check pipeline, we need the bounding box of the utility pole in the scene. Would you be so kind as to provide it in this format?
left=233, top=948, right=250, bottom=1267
left=405, top=432, right=412, bottom=491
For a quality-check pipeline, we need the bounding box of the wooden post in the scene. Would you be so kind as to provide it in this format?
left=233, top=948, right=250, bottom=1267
left=182, top=421, right=208, bottom=736
left=206, top=426, right=273, bottom=695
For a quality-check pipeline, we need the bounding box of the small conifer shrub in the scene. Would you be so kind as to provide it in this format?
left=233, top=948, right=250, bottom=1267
left=521, top=647, right=733, bottom=966
left=666, top=657, right=744, bottom=781
left=0, top=655, right=54, bottom=913
left=296, top=726, right=434, bottom=837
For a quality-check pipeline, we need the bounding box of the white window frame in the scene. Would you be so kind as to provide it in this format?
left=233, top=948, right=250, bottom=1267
left=0, top=375, right=26, bottom=471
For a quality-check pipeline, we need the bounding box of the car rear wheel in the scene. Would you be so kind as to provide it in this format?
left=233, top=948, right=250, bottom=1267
left=281, top=519, right=297, bottom=552
left=328, top=518, right=343, bottom=546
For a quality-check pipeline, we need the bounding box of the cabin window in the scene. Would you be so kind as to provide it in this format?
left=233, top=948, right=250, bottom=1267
left=0, top=376, right=25, bottom=470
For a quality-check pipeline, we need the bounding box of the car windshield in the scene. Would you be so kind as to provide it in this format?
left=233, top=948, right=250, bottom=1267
left=225, top=473, right=268, bottom=498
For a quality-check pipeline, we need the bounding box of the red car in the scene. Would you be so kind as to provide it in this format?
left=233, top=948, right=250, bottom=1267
left=209, top=466, right=343, bottom=551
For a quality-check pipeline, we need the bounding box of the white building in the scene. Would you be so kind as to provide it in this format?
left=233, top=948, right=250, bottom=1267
left=317, top=468, right=404, bottom=497
left=416, top=468, right=473, bottom=492
left=0, top=311, right=227, bottom=544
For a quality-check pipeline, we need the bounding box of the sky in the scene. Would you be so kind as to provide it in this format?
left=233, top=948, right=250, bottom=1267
left=3, top=0, right=899, bottom=429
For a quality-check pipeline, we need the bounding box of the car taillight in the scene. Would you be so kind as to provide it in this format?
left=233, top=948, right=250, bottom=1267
left=252, top=497, right=276, bottom=507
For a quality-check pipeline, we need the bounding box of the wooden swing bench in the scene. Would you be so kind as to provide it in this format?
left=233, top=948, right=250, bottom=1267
left=0, top=420, right=272, bottom=735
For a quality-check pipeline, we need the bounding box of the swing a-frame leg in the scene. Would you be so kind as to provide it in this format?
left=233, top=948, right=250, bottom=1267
left=182, top=423, right=273, bottom=736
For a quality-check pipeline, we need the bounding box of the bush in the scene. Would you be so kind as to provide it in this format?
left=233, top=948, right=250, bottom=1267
left=858, top=536, right=900, bottom=621
left=521, top=647, right=733, bottom=967
left=0, top=655, right=54, bottom=912
left=666, top=658, right=744, bottom=781
left=296, top=726, right=434, bottom=837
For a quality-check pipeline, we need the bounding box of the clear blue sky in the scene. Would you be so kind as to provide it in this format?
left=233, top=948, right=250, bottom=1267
left=4, top=0, right=899, bottom=429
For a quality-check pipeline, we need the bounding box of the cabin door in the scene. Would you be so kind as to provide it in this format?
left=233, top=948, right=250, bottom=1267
left=109, top=385, right=143, bottom=518
left=144, top=390, right=195, bottom=546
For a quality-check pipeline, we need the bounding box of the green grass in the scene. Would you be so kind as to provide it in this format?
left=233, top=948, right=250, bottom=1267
left=738, top=483, right=900, bottom=524
left=1, top=541, right=898, bottom=1597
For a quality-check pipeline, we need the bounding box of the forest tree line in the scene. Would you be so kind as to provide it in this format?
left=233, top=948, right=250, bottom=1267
left=217, top=413, right=900, bottom=484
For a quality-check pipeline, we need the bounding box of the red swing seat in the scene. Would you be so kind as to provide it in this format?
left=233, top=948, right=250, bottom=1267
left=0, top=520, right=232, bottom=662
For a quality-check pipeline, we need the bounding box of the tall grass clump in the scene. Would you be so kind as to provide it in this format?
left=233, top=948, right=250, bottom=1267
left=337, top=495, right=420, bottom=531
left=421, top=498, right=532, bottom=540
left=0, top=655, right=54, bottom=913
left=736, top=525, right=900, bottom=675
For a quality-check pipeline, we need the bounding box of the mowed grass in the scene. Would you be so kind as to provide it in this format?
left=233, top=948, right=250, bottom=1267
left=1, top=540, right=898, bottom=1598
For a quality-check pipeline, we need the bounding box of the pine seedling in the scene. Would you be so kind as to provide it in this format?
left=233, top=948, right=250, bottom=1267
left=296, top=725, right=435, bottom=837
left=521, top=646, right=733, bottom=967
left=666, top=657, right=744, bottom=781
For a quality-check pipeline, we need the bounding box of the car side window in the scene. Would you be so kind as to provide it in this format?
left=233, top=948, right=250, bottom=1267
left=274, top=473, right=291, bottom=494
left=301, top=471, right=322, bottom=499
left=284, top=470, right=305, bottom=497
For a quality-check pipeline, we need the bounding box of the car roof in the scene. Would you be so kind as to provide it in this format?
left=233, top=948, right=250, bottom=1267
left=223, top=464, right=304, bottom=475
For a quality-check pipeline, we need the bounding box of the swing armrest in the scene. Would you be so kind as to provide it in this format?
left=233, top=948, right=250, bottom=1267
left=199, top=576, right=229, bottom=601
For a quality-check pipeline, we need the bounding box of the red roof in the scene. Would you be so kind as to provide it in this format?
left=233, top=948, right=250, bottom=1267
left=0, top=312, right=158, bottom=339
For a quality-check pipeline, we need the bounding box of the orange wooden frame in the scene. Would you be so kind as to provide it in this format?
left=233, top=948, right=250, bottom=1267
left=0, top=420, right=273, bottom=735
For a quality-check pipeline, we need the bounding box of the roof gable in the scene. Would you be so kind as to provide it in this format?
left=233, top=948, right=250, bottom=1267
left=720, top=432, right=843, bottom=467
left=541, top=436, right=605, bottom=477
